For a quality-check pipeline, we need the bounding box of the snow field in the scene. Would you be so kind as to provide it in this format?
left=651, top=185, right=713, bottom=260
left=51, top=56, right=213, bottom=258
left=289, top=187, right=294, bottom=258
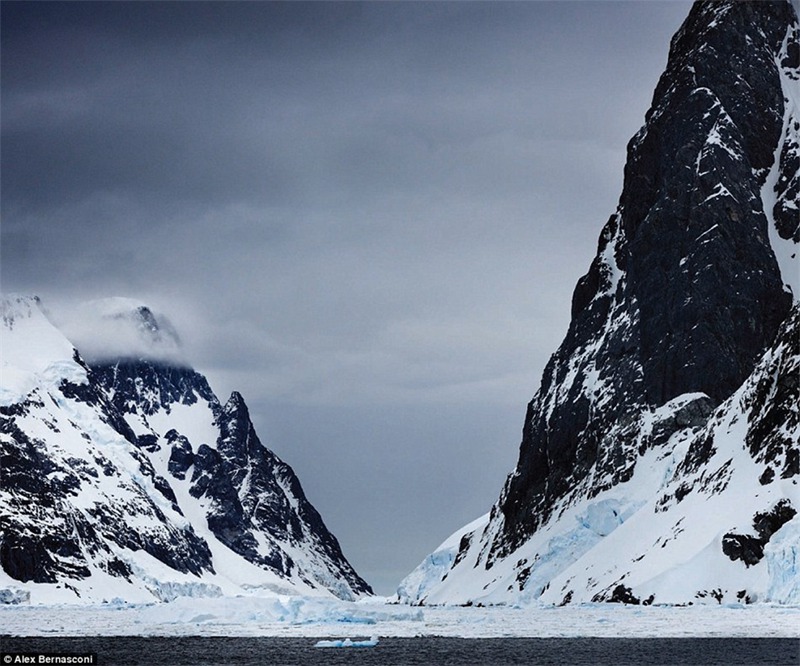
left=0, top=597, right=797, bottom=638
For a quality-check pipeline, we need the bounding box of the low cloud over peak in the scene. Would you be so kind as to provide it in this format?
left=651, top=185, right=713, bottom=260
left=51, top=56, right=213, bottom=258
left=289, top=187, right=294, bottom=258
left=58, top=297, right=187, bottom=366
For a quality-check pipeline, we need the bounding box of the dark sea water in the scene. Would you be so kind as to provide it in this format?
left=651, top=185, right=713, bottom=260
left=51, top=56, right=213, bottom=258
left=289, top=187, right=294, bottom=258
left=1, top=637, right=798, bottom=666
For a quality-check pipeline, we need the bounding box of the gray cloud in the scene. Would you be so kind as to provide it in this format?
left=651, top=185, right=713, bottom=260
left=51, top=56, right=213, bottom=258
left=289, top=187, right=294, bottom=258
left=1, top=0, right=694, bottom=594
left=56, top=297, right=187, bottom=365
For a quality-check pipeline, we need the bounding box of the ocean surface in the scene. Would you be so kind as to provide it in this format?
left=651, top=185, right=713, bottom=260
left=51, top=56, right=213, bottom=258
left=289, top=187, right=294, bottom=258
left=1, top=637, right=798, bottom=665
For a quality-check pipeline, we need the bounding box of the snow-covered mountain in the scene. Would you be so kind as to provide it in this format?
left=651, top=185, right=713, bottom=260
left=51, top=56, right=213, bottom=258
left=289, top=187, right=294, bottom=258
left=0, top=295, right=372, bottom=604
left=399, top=0, right=800, bottom=607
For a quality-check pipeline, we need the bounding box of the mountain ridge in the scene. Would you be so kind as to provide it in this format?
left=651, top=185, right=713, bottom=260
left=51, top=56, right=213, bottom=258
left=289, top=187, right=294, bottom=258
left=0, top=294, right=372, bottom=603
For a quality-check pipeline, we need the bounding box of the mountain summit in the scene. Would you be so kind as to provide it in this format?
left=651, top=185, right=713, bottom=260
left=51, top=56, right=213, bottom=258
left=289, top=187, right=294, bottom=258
left=399, top=0, right=800, bottom=607
left=0, top=295, right=371, bottom=603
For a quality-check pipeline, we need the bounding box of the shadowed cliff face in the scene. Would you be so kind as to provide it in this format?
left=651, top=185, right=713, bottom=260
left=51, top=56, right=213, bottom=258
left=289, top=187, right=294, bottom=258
left=492, top=0, right=797, bottom=559
left=92, top=360, right=374, bottom=599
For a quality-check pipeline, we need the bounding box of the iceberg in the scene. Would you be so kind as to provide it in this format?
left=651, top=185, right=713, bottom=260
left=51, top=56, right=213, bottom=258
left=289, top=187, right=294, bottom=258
left=314, top=636, right=379, bottom=648
left=764, top=516, right=800, bottom=604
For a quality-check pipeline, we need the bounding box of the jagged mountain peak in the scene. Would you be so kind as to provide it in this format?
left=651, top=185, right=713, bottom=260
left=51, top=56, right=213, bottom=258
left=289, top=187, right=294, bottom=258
left=224, top=390, right=247, bottom=411
left=1, top=295, right=371, bottom=603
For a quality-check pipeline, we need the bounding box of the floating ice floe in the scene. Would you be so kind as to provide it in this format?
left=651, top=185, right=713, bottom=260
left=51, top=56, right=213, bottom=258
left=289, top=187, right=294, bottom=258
left=314, top=636, right=379, bottom=648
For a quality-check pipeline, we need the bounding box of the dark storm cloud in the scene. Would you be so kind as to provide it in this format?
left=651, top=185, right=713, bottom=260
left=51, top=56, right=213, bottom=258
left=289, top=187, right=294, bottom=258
left=2, top=1, right=679, bottom=212
left=3, top=4, right=328, bottom=206
left=1, top=0, right=694, bottom=593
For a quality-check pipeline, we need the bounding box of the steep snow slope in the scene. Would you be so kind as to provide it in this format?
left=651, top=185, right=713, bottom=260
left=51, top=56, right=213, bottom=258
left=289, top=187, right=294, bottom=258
left=400, top=0, right=800, bottom=607
left=0, top=296, right=87, bottom=406
left=401, top=292, right=799, bottom=608
left=0, top=295, right=371, bottom=604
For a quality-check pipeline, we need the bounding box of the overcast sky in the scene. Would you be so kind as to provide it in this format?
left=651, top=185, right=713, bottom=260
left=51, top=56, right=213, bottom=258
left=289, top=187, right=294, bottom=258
left=2, top=0, right=694, bottom=595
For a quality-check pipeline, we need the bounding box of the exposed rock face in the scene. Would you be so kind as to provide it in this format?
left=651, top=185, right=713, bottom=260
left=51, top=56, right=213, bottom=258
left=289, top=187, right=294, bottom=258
left=400, top=0, right=799, bottom=606
left=96, top=362, right=371, bottom=599
left=94, top=361, right=217, bottom=419
left=0, top=371, right=215, bottom=589
left=722, top=498, right=797, bottom=567
left=495, top=0, right=795, bottom=559
left=0, top=296, right=371, bottom=603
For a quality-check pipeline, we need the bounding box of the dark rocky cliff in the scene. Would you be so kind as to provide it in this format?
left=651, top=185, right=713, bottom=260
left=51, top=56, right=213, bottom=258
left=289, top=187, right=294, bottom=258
left=490, top=0, right=797, bottom=560
left=92, top=357, right=374, bottom=598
